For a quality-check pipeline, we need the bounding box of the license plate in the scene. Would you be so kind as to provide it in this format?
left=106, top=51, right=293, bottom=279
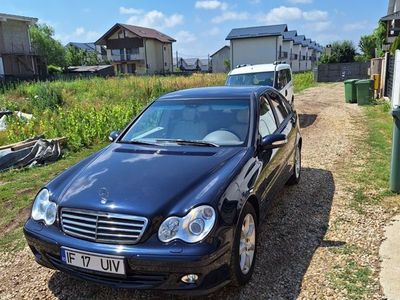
left=60, top=247, right=125, bottom=275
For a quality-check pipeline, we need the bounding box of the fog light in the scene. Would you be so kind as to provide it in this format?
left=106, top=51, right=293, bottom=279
left=181, top=274, right=198, bottom=284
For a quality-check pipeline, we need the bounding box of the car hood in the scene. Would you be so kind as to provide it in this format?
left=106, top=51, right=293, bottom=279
left=55, top=143, right=247, bottom=218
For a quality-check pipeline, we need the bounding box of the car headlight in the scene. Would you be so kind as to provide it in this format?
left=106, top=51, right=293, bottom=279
left=31, top=189, right=57, bottom=226
left=158, top=205, right=216, bottom=243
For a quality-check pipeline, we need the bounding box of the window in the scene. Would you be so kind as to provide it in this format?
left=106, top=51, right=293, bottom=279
left=226, top=71, right=274, bottom=87
left=259, top=96, right=277, bottom=137
left=118, top=30, right=125, bottom=39
left=285, top=69, right=292, bottom=83
left=267, top=91, right=289, bottom=125
left=276, top=70, right=288, bottom=89
left=127, top=63, right=136, bottom=74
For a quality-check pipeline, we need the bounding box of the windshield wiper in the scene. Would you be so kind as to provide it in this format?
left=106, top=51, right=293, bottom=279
left=119, top=139, right=158, bottom=146
left=155, top=139, right=219, bottom=147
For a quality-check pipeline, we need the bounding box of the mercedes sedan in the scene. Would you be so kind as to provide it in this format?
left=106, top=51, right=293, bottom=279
left=24, top=86, right=302, bottom=294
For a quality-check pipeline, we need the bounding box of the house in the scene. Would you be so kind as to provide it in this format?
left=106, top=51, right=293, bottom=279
left=0, top=13, right=45, bottom=80
left=299, top=36, right=309, bottom=71
left=198, top=58, right=211, bottom=72
left=95, top=23, right=175, bottom=75
left=225, top=24, right=288, bottom=69
left=282, top=31, right=297, bottom=68
left=305, top=39, right=314, bottom=70
left=292, top=35, right=306, bottom=72
left=380, top=0, right=400, bottom=50
left=210, top=45, right=230, bottom=73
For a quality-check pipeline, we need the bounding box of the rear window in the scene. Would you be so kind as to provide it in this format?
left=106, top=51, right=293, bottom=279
left=226, top=71, right=274, bottom=87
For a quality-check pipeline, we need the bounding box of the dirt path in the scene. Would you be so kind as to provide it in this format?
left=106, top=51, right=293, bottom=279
left=0, top=83, right=386, bottom=299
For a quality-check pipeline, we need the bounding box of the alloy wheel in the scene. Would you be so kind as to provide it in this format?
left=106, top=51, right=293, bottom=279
left=239, top=213, right=256, bottom=275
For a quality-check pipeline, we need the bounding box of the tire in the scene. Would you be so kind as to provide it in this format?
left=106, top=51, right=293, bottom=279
left=287, top=143, right=301, bottom=185
left=230, top=202, right=257, bottom=287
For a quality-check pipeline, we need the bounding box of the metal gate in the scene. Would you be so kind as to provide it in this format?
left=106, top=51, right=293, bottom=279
left=386, top=54, right=395, bottom=98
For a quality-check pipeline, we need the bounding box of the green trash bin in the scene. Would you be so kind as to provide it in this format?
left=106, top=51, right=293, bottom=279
left=344, top=79, right=358, bottom=103
left=356, top=79, right=374, bottom=105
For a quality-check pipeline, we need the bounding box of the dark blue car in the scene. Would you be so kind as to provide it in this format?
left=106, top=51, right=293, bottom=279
left=24, top=86, right=302, bottom=294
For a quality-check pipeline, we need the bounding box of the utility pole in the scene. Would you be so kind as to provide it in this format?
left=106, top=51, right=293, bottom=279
left=176, top=51, right=179, bottom=71
left=390, top=49, right=400, bottom=193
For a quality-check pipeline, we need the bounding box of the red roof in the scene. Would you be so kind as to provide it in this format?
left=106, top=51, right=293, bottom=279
left=96, top=23, right=176, bottom=44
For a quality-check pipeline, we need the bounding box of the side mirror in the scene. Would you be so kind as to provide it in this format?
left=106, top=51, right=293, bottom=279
left=261, top=134, right=288, bottom=150
left=109, top=131, right=120, bottom=142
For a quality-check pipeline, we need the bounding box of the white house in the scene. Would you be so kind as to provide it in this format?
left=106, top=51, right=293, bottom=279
left=299, top=37, right=309, bottom=72
left=380, top=0, right=400, bottom=50
left=210, top=45, right=230, bottom=73
left=95, top=23, right=175, bottom=75
left=225, top=24, right=288, bottom=69
left=282, top=31, right=297, bottom=68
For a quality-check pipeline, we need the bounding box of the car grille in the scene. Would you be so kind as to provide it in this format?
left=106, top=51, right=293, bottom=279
left=60, top=208, right=148, bottom=245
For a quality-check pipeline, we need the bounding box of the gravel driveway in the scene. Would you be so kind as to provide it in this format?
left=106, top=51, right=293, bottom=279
left=0, top=83, right=382, bottom=299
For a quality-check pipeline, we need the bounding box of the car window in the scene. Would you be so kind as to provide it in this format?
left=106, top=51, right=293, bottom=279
left=285, top=69, right=292, bottom=83
left=226, top=71, right=274, bottom=87
left=276, top=70, right=288, bottom=89
left=120, top=99, right=251, bottom=146
left=259, top=96, right=277, bottom=137
left=267, top=91, right=289, bottom=125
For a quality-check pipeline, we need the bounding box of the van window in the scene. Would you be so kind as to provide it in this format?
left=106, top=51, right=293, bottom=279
left=276, top=70, right=288, bottom=89
left=285, top=69, right=292, bottom=83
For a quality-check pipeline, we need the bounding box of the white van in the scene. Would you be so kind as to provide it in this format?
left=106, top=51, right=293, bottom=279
left=225, top=63, right=294, bottom=105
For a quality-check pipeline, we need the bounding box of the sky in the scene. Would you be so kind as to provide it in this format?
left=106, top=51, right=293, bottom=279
left=1, top=0, right=389, bottom=58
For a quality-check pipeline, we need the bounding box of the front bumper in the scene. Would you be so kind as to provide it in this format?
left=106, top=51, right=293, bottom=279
left=23, top=218, right=233, bottom=294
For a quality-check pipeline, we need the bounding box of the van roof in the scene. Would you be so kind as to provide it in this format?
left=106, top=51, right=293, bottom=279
left=228, top=63, right=291, bottom=76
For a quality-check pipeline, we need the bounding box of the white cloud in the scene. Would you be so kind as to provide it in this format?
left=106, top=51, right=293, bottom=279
left=127, top=10, right=184, bottom=29
left=212, top=11, right=249, bottom=24
left=258, top=6, right=328, bottom=24
left=303, top=10, right=328, bottom=21
left=343, top=21, right=369, bottom=32
left=74, top=27, right=85, bottom=37
left=119, top=6, right=144, bottom=15
left=175, top=30, right=197, bottom=43
left=304, top=21, right=331, bottom=32
left=287, top=0, right=313, bottom=3
left=259, top=6, right=303, bottom=24
left=195, top=0, right=228, bottom=10
left=209, top=27, right=221, bottom=36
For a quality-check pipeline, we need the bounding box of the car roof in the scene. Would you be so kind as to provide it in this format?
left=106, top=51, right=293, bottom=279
left=158, top=86, right=271, bottom=101
left=228, top=63, right=291, bottom=75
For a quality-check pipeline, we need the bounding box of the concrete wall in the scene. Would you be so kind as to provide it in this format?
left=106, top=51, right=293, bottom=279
left=230, top=36, right=279, bottom=68
left=282, top=40, right=293, bottom=66
left=292, top=44, right=301, bottom=73
left=300, top=46, right=308, bottom=71
left=307, top=48, right=313, bottom=70
left=211, top=47, right=230, bottom=73
left=316, top=62, right=370, bottom=82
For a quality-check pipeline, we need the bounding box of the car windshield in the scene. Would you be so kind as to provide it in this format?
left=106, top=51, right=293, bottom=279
left=226, top=71, right=275, bottom=87
left=120, top=99, right=251, bottom=147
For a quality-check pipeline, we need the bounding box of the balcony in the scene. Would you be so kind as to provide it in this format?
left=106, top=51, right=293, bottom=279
left=110, top=53, right=144, bottom=62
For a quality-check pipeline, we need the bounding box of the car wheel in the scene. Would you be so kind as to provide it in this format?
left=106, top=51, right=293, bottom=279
left=230, top=202, right=257, bottom=287
left=287, top=143, right=301, bottom=185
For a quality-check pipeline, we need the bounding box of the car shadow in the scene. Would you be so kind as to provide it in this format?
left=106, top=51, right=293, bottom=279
left=299, top=114, right=318, bottom=129
left=48, top=167, right=338, bottom=300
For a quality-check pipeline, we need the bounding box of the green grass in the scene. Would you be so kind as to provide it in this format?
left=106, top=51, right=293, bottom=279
left=293, top=72, right=316, bottom=93
left=329, top=260, right=373, bottom=300
left=0, top=143, right=106, bottom=251
left=347, top=100, right=395, bottom=211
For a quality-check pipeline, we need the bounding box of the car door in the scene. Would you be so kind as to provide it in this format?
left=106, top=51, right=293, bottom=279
left=254, top=94, right=282, bottom=211
left=267, top=90, right=297, bottom=187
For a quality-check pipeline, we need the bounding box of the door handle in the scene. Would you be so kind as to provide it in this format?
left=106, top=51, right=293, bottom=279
left=285, top=90, right=288, bottom=96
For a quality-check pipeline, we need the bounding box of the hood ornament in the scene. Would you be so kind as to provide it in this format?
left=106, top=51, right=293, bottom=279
left=98, top=187, right=109, bottom=204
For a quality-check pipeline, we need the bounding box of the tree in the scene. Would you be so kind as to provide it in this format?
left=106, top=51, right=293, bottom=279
left=359, top=35, right=376, bottom=59
left=65, top=46, right=100, bottom=66
left=320, top=41, right=356, bottom=64
left=29, top=24, right=66, bottom=67
left=358, top=22, right=387, bottom=59
left=223, top=59, right=231, bottom=72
